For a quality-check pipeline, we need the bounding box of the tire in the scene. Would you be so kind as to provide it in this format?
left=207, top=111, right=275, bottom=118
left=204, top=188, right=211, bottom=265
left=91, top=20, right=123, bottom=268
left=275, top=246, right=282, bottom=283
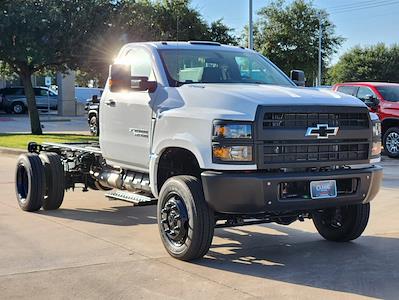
left=11, top=101, right=25, bottom=114
left=312, top=203, right=370, bottom=242
left=383, top=127, right=399, bottom=158
left=40, top=153, right=65, bottom=210
left=89, top=115, right=99, bottom=136
left=15, top=153, right=45, bottom=212
left=157, top=175, right=214, bottom=261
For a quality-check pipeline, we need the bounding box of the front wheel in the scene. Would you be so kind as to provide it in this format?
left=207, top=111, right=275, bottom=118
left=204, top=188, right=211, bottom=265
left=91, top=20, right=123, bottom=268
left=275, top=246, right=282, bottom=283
left=383, top=127, right=399, bottom=158
left=12, top=102, right=25, bottom=114
left=312, top=203, right=370, bottom=242
left=157, top=176, right=214, bottom=261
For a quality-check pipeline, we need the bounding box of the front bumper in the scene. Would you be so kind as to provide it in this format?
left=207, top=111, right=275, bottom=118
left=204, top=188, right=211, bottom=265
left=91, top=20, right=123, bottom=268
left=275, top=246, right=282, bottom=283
left=201, top=165, right=383, bottom=214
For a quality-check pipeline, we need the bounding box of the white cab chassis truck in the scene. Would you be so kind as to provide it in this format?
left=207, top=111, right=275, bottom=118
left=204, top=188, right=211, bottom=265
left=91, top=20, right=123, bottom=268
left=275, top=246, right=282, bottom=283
left=15, top=41, right=383, bottom=261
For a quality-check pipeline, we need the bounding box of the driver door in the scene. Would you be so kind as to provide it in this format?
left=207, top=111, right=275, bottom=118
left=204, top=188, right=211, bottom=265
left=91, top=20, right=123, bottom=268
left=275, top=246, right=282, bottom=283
left=101, top=47, right=157, bottom=171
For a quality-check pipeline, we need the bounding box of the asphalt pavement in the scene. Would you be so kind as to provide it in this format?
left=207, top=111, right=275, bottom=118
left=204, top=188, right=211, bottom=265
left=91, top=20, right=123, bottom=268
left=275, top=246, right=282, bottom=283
left=0, top=154, right=398, bottom=299
left=0, top=112, right=89, bottom=134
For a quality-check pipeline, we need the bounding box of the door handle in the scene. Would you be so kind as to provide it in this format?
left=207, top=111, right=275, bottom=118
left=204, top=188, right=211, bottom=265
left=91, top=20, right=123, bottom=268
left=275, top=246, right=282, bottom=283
left=105, top=99, right=116, bottom=107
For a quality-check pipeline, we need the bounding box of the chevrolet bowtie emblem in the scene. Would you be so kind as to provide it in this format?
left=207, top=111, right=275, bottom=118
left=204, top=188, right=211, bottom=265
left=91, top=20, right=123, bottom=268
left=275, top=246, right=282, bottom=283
left=305, top=124, right=339, bottom=139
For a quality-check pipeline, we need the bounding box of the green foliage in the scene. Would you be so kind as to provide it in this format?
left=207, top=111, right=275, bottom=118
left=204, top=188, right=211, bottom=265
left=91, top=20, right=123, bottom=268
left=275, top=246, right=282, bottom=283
left=252, top=0, right=343, bottom=84
left=72, top=0, right=238, bottom=85
left=208, top=19, right=237, bottom=45
left=0, top=0, right=114, bottom=134
left=328, top=43, right=399, bottom=84
left=0, top=0, right=113, bottom=74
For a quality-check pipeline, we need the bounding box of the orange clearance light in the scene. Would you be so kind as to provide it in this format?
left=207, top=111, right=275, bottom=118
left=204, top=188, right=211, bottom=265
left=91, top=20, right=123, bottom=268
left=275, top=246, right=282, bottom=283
left=215, top=125, right=228, bottom=137
left=371, top=141, right=382, bottom=156
left=213, top=146, right=230, bottom=160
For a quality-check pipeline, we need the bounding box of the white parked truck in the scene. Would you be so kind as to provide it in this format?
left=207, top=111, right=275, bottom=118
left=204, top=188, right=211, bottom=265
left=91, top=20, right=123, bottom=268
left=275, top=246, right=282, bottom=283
left=15, top=41, right=383, bottom=261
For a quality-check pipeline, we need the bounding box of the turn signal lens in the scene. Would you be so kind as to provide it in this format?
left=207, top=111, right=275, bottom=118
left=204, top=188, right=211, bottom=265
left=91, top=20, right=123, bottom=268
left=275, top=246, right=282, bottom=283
left=371, top=141, right=382, bottom=156
left=213, top=145, right=253, bottom=162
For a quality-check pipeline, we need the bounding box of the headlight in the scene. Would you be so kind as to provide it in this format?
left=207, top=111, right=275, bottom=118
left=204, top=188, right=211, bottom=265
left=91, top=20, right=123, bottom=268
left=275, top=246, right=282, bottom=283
left=371, top=120, right=381, bottom=156
left=212, top=121, right=254, bottom=163
left=213, top=145, right=253, bottom=162
left=213, top=123, right=252, bottom=139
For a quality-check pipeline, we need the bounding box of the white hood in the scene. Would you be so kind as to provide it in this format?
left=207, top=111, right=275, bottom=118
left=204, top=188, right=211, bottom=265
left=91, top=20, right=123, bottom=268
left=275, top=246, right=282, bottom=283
left=160, top=83, right=367, bottom=121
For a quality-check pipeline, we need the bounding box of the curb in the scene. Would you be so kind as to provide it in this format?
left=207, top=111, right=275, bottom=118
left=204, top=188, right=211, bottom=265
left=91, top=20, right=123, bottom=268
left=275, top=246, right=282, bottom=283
left=41, top=119, right=71, bottom=122
left=0, top=147, right=25, bottom=156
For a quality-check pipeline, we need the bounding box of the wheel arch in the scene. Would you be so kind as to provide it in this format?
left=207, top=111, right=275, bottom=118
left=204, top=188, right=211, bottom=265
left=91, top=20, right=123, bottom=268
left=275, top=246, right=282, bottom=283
left=381, top=118, right=399, bottom=135
left=150, top=144, right=203, bottom=197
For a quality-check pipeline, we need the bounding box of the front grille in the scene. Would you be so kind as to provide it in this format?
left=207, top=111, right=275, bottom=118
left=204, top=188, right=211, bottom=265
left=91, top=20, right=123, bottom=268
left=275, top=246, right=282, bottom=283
left=263, top=140, right=369, bottom=164
left=256, top=106, right=372, bottom=168
left=263, top=112, right=369, bottom=129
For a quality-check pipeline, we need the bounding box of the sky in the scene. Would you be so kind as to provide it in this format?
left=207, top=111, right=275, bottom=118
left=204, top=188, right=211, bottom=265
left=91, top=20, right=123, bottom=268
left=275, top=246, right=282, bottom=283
left=190, top=0, right=399, bottom=64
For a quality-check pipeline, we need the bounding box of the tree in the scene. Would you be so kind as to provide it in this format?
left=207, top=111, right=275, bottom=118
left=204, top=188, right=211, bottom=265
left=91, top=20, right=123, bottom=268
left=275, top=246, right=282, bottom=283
left=120, top=0, right=237, bottom=43
left=208, top=19, right=237, bottom=45
left=75, top=0, right=238, bottom=86
left=251, top=0, right=343, bottom=85
left=79, top=0, right=238, bottom=86
left=328, top=43, right=399, bottom=84
left=0, top=0, right=113, bottom=134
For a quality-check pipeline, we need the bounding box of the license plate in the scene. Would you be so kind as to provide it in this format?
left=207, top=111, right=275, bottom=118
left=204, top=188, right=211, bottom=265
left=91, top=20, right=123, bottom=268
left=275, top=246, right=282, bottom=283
left=310, top=180, right=337, bottom=199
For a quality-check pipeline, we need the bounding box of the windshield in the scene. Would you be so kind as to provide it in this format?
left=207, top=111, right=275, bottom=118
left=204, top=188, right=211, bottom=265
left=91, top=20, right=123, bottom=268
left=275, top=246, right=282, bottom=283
left=158, top=49, right=294, bottom=87
left=376, top=85, right=399, bottom=102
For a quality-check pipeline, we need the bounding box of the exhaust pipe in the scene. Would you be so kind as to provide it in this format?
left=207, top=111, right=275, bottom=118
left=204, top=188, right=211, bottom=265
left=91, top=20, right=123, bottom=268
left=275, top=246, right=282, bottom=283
left=91, top=167, right=151, bottom=192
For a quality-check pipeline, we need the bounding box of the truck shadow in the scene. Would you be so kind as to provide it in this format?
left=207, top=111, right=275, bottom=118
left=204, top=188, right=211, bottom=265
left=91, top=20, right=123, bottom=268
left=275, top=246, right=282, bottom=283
left=38, top=203, right=398, bottom=298
left=200, top=224, right=399, bottom=299
left=37, top=205, right=158, bottom=226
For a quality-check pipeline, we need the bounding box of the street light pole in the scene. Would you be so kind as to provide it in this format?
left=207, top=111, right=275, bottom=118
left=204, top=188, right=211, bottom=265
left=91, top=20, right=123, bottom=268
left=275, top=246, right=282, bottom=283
left=317, top=13, right=322, bottom=86
left=249, top=0, right=253, bottom=49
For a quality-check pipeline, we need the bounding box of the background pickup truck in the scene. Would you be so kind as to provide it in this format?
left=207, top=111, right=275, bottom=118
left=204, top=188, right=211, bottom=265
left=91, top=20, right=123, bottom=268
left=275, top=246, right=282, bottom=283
left=333, top=82, right=399, bottom=158
left=15, top=41, right=382, bottom=261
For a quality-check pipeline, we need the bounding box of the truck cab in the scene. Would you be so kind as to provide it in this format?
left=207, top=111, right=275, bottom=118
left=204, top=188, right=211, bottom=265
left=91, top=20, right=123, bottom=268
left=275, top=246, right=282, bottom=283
left=333, top=82, right=399, bottom=158
left=16, top=42, right=383, bottom=261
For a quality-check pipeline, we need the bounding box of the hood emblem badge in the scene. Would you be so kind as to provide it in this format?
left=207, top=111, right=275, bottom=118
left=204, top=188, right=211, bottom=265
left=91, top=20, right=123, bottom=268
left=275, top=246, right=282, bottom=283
left=305, top=124, right=339, bottom=139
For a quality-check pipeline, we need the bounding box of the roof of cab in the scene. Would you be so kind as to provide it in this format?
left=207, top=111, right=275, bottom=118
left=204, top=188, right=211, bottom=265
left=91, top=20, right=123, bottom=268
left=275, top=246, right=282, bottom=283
left=124, top=41, right=248, bottom=52
left=336, top=82, right=399, bottom=87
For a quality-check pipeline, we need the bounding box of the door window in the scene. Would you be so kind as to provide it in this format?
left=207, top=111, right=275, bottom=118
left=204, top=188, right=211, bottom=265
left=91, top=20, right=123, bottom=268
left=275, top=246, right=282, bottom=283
left=125, top=48, right=155, bottom=80
left=356, top=87, right=376, bottom=101
left=2, top=88, right=24, bottom=96
left=34, top=88, right=49, bottom=96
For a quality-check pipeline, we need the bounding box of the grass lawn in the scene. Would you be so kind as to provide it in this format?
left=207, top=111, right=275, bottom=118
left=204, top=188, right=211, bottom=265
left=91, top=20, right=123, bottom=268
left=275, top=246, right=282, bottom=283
left=0, top=133, right=98, bottom=149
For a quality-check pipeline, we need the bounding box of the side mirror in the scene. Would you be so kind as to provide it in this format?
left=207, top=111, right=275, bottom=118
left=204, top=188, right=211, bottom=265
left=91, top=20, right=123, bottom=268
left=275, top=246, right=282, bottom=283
left=290, top=70, right=305, bottom=87
left=91, top=95, right=99, bottom=103
left=364, top=95, right=379, bottom=108
left=109, top=64, right=157, bottom=93
left=109, top=64, right=131, bottom=92
left=131, top=76, right=157, bottom=93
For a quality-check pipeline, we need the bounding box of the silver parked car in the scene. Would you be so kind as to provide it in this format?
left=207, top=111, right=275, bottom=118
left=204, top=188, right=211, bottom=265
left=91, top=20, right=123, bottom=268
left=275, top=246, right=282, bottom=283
left=0, top=86, right=58, bottom=114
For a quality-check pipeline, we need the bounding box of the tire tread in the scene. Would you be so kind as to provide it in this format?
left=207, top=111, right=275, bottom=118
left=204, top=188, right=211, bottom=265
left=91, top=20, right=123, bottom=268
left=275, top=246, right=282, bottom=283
left=40, top=152, right=65, bottom=210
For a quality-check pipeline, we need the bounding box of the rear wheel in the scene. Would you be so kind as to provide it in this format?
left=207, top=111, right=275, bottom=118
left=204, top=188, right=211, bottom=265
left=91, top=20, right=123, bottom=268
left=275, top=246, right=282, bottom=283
left=312, top=203, right=370, bottom=242
left=15, top=153, right=45, bottom=212
left=40, top=153, right=65, bottom=210
left=157, top=176, right=214, bottom=261
left=383, top=127, right=399, bottom=158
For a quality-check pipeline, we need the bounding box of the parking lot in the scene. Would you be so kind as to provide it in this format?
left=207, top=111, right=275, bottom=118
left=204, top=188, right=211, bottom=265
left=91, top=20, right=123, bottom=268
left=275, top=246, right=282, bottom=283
left=0, top=112, right=89, bottom=134
left=0, top=154, right=398, bottom=299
